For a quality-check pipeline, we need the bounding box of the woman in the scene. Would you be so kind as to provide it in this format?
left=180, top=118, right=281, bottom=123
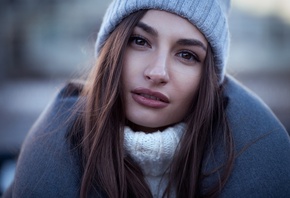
left=4, top=0, right=290, bottom=197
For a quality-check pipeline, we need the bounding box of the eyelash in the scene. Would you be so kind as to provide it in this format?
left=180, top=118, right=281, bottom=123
left=129, top=34, right=151, bottom=48
left=176, top=50, right=200, bottom=63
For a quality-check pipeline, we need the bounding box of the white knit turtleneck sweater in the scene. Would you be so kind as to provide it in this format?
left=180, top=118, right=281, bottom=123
left=124, top=123, right=185, bottom=197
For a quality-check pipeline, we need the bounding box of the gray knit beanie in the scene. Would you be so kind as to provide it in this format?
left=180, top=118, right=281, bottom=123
left=95, top=0, right=231, bottom=83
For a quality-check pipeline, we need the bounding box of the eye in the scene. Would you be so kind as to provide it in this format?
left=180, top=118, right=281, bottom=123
left=129, top=35, right=151, bottom=48
left=176, top=51, right=200, bottom=63
left=134, top=38, right=147, bottom=46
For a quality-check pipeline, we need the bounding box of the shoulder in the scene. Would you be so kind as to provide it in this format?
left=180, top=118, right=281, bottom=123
left=24, top=81, right=83, bottom=150
left=221, top=75, right=290, bottom=197
left=223, top=75, right=289, bottom=146
left=4, top=81, right=84, bottom=198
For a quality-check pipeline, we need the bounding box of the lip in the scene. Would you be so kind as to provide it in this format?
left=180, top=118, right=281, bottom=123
left=131, top=88, right=169, bottom=108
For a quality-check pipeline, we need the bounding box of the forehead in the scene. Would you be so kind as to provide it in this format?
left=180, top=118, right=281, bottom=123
left=138, top=10, right=208, bottom=45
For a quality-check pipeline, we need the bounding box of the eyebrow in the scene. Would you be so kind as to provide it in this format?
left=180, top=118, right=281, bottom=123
left=177, top=39, right=207, bottom=52
left=136, top=21, right=158, bottom=37
left=136, top=21, right=207, bottom=52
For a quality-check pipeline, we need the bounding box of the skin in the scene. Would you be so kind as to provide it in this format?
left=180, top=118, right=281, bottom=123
left=122, top=10, right=208, bottom=132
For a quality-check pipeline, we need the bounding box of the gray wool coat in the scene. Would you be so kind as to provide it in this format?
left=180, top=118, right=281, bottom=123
left=3, top=76, right=290, bottom=198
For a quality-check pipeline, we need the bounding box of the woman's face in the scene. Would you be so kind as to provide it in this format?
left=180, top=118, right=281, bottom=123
left=122, top=10, right=208, bottom=132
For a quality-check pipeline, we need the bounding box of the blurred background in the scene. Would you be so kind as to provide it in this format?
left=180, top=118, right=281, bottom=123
left=0, top=0, right=289, bottom=194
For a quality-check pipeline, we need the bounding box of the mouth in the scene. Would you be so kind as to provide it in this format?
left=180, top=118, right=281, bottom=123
left=131, top=88, right=169, bottom=108
left=137, top=93, right=164, bottom=102
left=132, top=88, right=169, bottom=103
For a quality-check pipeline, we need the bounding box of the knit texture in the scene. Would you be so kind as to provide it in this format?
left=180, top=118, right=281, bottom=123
left=124, top=122, right=186, bottom=197
left=95, top=0, right=231, bottom=83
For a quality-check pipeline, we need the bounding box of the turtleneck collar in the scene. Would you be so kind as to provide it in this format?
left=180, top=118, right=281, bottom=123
left=124, top=122, right=186, bottom=177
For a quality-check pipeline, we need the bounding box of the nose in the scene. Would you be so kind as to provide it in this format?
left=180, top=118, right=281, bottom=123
left=144, top=53, right=169, bottom=85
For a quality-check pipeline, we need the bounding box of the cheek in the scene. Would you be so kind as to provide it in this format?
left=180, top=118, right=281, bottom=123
left=180, top=84, right=199, bottom=106
left=123, top=50, right=145, bottom=80
left=174, top=66, right=201, bottom=91
left=122, top=53, right=136, bottom=86
left=174, top=71, right=201, bottom=107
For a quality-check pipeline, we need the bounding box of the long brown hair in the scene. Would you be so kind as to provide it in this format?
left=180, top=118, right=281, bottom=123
left=69, top=10, right=234, bottom=198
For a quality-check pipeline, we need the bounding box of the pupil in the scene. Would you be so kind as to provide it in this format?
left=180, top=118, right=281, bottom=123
left=183, top=52, right=190, bottom=59
left=137, top=39, right=144, bottom=45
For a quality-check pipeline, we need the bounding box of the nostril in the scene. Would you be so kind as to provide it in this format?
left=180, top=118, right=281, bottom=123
left=146, top=75, right=151, bottom=80
left=144, top=65, right=169, bottom=85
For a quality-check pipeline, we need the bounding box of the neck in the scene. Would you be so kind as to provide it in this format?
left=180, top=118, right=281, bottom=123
left=126, top=121, right=179, bottom=133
